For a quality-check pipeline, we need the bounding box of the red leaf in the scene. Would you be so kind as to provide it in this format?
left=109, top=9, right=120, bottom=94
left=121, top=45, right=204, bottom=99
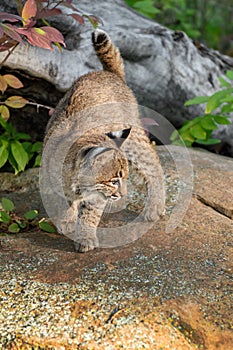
left=82, top=14, right=103, bottom=28
left=39, top=26, right=66, bottom=47
left=16, top=26, right=65, bottom=50
left=60, top=2, right=79, bottom=12
left=16, top=27, right=53, bottom=50
left=0, top=24, right=24, bottom=45
left=0, top=12, right=22, bottom=23
left=69, top=13, right=85, bottom=25
left=0, top=35, right=18, bottom=51
left=21, top=0, right=37, bottom=26
left=36, top=8, right=62, bottom=19
left=4, top=75, right=23, bottom=89
left=87, top=15, right=103, bottom=27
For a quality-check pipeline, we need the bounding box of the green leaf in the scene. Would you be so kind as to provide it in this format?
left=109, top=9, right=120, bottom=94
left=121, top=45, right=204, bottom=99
left=220, top=97, right=233, bottom=104
left=170, top=129, right=179, bottom=142
left=226, top=70, right=233, bottom=80
left=31, top=141, right=42, bottom=153
left=221, top=103, right=233, bottom=114
left=8, top=222, right=20, bottom=233
left=2, top=197, right=14, bottom=212
left=184, top=96, right=209, bottom=106
left=0, top=232, right=8, bottom=236
left=16, top=220, right=27, bottom=229
left=0, top=211, right=11, bottom=223
left=180, top=130, right=195, bottom=143
left=218, top=76, right=231, bottom=88
left=190, top=125, right=207, bottom=140
left=39, top=221, right=56, bottom=233
left=24, top=209, right=38, bottom=220
left=172, top=139, right=183, bottom=146
left=8, top=152, right=20, bottom=174
left=195, top=138, right=221, bottom=145
left=200, top=116, right=217, bottom=130
left=33, top=154, right=41, bottom=167
left=212, top=115, right=232, bottom=125
left=175, top=139, right=192, bottom=147
left=132, top=0, right=160, bottom=17
left=22, top=141, right=32, bottom=153
left=0, top=144, right=9, bottom=168
left=177, top=116, right=202, bottom=133
left=10, top=141, right=29, bottom=172
left=205, top=88, right=233, bottom=113
left=0, top=115, right=11, bottom=132
left=15, top=132, right=31, bottom=141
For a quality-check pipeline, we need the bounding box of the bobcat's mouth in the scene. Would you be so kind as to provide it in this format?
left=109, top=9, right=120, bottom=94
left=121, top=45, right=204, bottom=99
left=110, top=194, right=121, bottom=201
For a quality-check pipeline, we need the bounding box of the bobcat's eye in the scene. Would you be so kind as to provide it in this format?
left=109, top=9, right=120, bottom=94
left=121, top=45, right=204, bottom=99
left=111, top=179, right=120, bottom=186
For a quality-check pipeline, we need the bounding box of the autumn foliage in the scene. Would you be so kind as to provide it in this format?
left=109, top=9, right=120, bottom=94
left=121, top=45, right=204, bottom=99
left=0, top=0, right=100, bottom=52
left=0, top=0, right=100, bottom=174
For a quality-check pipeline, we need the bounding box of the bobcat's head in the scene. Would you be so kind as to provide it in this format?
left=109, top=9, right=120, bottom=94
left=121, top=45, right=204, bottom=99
left=77, top=146, right=128, bottom=201
left=71, top=128, right=131, bottom=202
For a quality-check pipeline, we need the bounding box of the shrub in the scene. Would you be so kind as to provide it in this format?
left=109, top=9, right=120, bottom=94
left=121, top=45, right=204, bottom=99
left=170, top=70, right=233, bottom=147
left=0, top=197, right=56, bottom=234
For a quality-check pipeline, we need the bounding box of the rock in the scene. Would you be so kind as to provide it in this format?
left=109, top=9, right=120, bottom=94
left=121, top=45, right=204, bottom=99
left=0, top=146, right=232, bottom=349
left=0, top=0, right=233, bottom=155
left=0, top=168, right=45, bottom=216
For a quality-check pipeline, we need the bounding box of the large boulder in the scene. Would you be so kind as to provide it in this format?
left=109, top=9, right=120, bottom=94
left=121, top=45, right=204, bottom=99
left=0, top=0, right=233, bottom=154
left=0, top=146, right=232, bottom=348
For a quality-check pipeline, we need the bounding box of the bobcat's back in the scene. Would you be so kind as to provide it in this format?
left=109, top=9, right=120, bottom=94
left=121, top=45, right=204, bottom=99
left=45, top=30, right=138, bottom=141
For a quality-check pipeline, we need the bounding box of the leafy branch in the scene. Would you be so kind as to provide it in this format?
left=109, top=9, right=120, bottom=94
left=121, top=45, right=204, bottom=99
left=0, top=0, right=101, bottom=58
left=171, top=70, right=233, bottom=147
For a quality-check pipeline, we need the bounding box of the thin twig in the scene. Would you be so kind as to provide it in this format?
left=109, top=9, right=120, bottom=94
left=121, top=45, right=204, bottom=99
left=0, top=43, right=19, bottom=69
left=27, top=101, right=53, bottom=112
left=0, top=101, right=52, bottom=110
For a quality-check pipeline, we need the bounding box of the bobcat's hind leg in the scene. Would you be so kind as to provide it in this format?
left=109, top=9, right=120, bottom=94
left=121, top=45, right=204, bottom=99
left=123, top=134, right=165, bottom=222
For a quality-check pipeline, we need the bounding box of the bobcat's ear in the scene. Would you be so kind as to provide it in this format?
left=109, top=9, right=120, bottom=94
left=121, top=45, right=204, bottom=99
left=106, top=128, right=131, bottom=147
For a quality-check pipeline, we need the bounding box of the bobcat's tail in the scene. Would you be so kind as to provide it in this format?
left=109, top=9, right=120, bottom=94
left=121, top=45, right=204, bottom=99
left=92, top=29, right=125, bottom=82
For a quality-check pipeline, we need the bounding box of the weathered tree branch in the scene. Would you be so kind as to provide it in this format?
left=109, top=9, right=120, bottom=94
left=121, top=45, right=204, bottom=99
left=0, top=0, right=233, bottom=155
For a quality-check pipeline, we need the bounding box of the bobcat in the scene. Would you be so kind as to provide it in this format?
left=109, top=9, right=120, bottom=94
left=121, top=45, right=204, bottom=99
left=44, top=29, right=165, bottom=252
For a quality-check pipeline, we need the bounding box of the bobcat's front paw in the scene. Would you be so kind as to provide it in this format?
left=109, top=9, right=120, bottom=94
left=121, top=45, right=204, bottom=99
left=143, top=210, right=159, bottom=222
left=143, top=205, right=161, bottom=222
left=144, top=204, right=166, bottom=222
left=74, top=237, right=99, bottom=253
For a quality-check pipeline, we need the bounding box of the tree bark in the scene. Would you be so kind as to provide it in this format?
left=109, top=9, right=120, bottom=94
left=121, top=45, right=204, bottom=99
left=0, top=0, right=233, bottom=155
